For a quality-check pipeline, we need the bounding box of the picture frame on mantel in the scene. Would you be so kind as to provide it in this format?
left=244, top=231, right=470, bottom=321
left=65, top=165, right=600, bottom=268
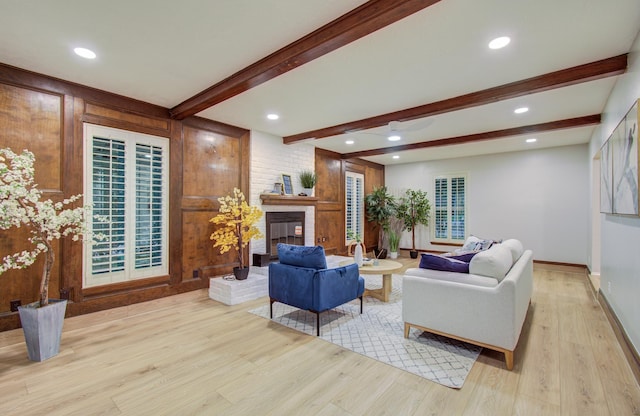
left=281, top=174, right=293, bottom=195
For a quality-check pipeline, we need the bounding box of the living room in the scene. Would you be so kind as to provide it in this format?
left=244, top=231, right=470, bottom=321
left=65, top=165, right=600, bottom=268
left=1, top=1, right=640, bottom=414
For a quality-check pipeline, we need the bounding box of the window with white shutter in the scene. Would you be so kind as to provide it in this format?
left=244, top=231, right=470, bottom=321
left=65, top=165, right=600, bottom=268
left=433, top=174, right=467, bottom=243
left=83, top=124, right=169, bottom=288
left=345, top=171, right=364, bottom=243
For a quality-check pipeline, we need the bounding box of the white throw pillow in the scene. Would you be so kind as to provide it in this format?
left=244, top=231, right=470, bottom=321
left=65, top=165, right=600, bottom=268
left=469, top=245, right=513, bottom=282
left=500, top=239, right=524, bottom=263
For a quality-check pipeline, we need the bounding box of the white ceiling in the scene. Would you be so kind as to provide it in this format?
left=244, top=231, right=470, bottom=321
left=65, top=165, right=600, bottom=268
left=1, top=0, right=639, bottom=165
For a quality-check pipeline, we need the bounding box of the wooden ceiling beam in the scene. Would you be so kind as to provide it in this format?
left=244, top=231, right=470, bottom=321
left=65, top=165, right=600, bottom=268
left=285, top=54, right=626, bottom=144
left=340, top=114, right=601, bottom=159
left=169, top=0, right=440, bottom=120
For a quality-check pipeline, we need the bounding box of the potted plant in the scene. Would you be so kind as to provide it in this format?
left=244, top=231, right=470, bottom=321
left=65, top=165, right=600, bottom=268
left=0, top=148, right=101, bottom=361
left=364, top=185, right=396, bottom=259
left=299, top=170, right=316, bottom=196
left=388, top=230, right=400, bottom=259
left=210, top=188, right=263, bottom=280
left=396, top=189, right=431, bottom=259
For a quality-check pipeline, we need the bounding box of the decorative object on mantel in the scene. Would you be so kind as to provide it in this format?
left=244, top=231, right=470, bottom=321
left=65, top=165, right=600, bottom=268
left=271, top=182, right=284, bottom=195
left=364, top=186, right=396, bottom=259
left=0, top=148, right=105, bottom=361
left=210, top=188, right=263, bottom=280
left=396, top=189, right=431, bottom=259
left=299, top=169, right=317, bottom=196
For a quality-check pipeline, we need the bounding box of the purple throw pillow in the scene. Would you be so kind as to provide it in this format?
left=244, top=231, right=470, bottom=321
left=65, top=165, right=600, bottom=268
left=447, top=251, right=478, bottom=262
left=419, top=253, right=470, bottom=273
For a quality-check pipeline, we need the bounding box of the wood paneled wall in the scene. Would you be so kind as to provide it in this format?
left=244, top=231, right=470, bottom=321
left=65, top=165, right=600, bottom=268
left=0, top=64, right=249, bottom=331
left=314, top=149, right=384, bottom=256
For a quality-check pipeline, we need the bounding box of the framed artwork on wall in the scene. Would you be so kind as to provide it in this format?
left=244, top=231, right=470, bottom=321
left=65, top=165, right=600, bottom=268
left=612, top=100, right=638, bottom=215
left=600, top=139, right=613, bottom=214
left=281, top=174, right=293, bottom=195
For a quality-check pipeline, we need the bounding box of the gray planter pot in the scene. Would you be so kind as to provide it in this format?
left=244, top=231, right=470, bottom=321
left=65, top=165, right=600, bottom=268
left=18, top=299, right=67, bottom=362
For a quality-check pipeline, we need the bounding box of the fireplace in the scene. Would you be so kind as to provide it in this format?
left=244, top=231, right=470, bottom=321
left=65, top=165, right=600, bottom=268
left=266, top=211, right=305, bottom=259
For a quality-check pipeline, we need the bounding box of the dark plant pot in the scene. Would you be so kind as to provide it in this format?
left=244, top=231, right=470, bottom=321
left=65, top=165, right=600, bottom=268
left=18, top=299, right=67, bottom=362
left=410, top=250, right=419, bottom=259
left=233, top=266, right=250, bottom=280
left=374, top=248, right=388, bottom=259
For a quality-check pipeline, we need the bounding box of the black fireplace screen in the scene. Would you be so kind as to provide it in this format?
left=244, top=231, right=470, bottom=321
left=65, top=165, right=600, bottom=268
left=266, top=212, right=305, bottom=259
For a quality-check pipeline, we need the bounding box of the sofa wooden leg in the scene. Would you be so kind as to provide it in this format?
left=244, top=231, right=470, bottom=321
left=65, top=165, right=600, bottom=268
left=316, top=312, right=320, bottom=336
left=404, top=323, right=411, bottom=338
left=359, top=296, right=363, bottom=314
left=504, top=350, right=514, bottom=370
left=269, top=298, right=275, bottom=319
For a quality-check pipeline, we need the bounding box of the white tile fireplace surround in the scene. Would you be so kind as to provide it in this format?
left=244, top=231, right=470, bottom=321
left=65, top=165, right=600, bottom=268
left=250, top=204, right=315, bottom=260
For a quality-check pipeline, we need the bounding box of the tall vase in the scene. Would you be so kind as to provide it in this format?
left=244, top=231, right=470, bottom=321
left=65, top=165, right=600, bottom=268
left=354, top=243, right=364, bottom=267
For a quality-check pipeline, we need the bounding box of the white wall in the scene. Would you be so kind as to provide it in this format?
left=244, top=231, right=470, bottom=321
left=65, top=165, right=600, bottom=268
left=249, top=130, right=315, bottom=260
left=385, top=144, right=590, bottom=264
left=588, top=29, right=640, bottom=354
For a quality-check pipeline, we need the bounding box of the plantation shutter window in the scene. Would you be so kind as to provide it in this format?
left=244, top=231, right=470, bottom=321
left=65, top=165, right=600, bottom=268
left=345, top=171, right=364, bottom=243
left=83, top=124, right=169, bottom=288
left=432, top=174, right=467, bottom=243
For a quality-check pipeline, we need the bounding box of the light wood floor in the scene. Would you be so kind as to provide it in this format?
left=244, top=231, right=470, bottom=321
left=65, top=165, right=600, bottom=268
left=0, top=260, right=639, bottom=415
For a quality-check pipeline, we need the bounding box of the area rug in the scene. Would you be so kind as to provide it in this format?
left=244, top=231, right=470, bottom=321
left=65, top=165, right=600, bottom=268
left=249, top=274, right=481, bottom=389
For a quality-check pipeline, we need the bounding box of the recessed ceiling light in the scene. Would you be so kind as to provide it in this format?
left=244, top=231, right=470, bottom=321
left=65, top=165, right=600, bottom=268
left=488, top=36, right=510, bottom=50
left=526, top=138, right=537, bottom=143
left=345, top=139, right=354, bottom=145
left=266, top=113, right=279, bottom=120
left=74, top=47, right=96, bottom=59
left=388, top=134, right=401, bottom=142
left=392, top=155, right=400, bottom=159
left=514, top=107, right=529, bottom=114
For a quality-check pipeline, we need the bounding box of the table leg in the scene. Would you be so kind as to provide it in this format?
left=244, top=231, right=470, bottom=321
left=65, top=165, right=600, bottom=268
left=364, top=273, right=393, bottom=302
left=381, top=273, right=391, bottom=302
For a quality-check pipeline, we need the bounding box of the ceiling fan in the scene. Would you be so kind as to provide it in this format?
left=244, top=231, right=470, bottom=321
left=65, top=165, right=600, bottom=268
left=350, top=119, right=434, bottom=142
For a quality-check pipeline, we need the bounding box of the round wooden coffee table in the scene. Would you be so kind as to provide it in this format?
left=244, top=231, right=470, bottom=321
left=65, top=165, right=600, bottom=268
left=340, top=258, right=403, bottom=302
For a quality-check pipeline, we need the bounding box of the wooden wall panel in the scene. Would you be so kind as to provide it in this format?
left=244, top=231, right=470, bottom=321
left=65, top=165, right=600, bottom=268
left=0, top=83, right=64, bottom=313
left=182, top=126, right=241, bottom=198
left=0, top=65, right=250, bottom=331
left=0, top=83, right=62, bottom=190
left=181, top=211, right=236, bottom=280
left=314, top=149, right=385, bottom=255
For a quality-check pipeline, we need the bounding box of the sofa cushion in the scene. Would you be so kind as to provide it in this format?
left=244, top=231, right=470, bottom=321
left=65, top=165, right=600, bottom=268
left=277, top=244, right=327, bottom=269
left=500, top=239, right=524, bottom=263
left=405, top=267, right=499, bottom=288
left=419, top=253, right=470, bottom=273
left=469, top=244, right=513, bottom=281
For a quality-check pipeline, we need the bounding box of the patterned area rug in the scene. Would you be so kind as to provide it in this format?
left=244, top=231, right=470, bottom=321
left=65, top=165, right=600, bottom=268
left=249, top=274, right=481, bottom=389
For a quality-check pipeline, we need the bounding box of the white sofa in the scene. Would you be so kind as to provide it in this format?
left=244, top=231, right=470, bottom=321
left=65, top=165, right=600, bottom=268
left=402, top=239, right=533, bottom=370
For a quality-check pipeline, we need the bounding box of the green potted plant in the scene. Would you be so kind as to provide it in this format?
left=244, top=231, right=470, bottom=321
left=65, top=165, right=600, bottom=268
left=396, top=189, right=431, bottom=259
left=364, top=186, right=396, bottom=259
left=0, top=148, right=102, bottom=361
left=387, top=230, right=400, bottom=259
left=299, top=170, right=316, bottom=196
left=210, top=188, right=263, bottom=280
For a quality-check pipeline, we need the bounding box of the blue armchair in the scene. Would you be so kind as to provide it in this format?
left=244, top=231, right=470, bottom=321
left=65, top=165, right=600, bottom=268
left=269, top=244, right=365, bottom=336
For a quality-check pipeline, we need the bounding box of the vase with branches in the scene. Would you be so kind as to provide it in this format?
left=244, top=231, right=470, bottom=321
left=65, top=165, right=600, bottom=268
left=210, top=188, right=263, bottom=279
left=0, top=148, right=104, bottom=360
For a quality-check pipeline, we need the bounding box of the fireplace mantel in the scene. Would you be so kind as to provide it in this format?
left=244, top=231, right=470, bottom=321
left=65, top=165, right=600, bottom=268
left=260, top=194, right=318, bottom=206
